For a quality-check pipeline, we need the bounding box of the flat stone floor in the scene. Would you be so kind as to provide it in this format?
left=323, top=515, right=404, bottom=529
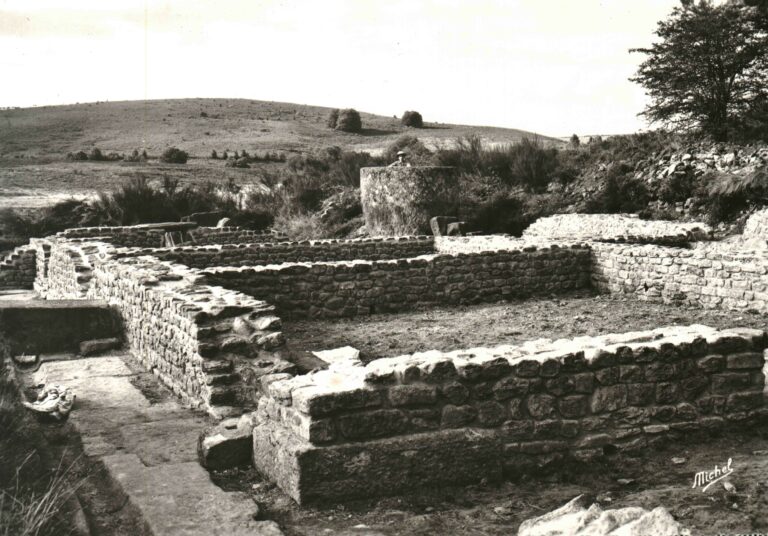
left=18, top=354, right=282, bottom=536
left=0, top=289, right=38, bottom=301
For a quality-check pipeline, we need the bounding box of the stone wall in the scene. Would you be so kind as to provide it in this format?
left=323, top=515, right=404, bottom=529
left=360, top=166, right=458, bottom=236
left=38, top=236, right=295, bottom=415
left=252, top=325, right=768, bottom=504
left=591, top=243, right=768, bottom=312
left=202, top=245, right=592, bottom=320
left=119, top=236, right=435, bottom=269
left=191, top=227, right=283, bottom=245
left=59, top=225, right=277, bottom=248
left=523, top=214, right=712, bottom=243
left=743, top=208, right=768, bottom=239
left=0, top=244, right=36, bottom=290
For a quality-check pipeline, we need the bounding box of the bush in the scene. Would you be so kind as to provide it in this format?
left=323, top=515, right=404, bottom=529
left=327, top=109, right=339, bottom=129
left=210, top=150, right=218, bottom=159
left=89, top=147, right=105, bottom=161
left=225, top=158, right=250, bottom=169
left=401, top=111, right=424, bottom=128
left=508, top=137, right=559, bottom=193
left=125, top=149, right=146, bottom=163
left=585, top=166, right=649, bottom=213
left=569, top=134, right=580, bottom=148
left=160, top=147, right=188, bottom=164
left=382, top=136, right=433, bottom=165
left=658, top=169, right=697, bottom=203
left=335, top=109, right=362, bottom=133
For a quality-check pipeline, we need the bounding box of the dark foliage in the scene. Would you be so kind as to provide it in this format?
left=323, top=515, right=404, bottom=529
left=335, top=109, right=362, bottom=133
left=631, top=1, right=768, bottom=141
left=327, top=109, right=339, bottom=129
left=160, top=147, right=189, bottom=164
left=401, top=111, right=424, bottom=128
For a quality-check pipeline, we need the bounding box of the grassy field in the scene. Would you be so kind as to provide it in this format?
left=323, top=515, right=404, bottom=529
left=0, top=98, right=562, bottom=210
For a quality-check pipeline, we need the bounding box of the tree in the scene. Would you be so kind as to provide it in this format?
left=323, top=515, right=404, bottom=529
left=630, top=1, right=768, bottom=141
left=569, top=134, right=580, bottom=148
left=335, top=109, right=362, bottom=133
left=327, top=109, right=339, bottom=129
left=160, top=147, right=188, bottom=164
left=401, top=111, right=424, bottom=128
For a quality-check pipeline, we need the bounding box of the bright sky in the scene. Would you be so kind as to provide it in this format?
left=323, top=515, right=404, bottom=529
left=0, top=0, right=682, bottom=136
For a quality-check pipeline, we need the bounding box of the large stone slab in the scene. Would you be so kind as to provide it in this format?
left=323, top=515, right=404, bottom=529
left=252, top=422, right=502, bottom=505
left=103, top=453, right=281, bottom=536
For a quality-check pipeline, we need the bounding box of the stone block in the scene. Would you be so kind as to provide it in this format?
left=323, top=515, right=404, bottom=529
left=441, top=404, right=477, bottom=428
left=590, top=385, right=628, bottom=413
left=712, top=372, right=751, bottom=394
left=292, top=386, right=383, bottom=417
left=559, top=395, right=589, bottom=418
left=726, top=391, right=763, bottom=413
left=441, top=382, right=469, bottom=404
left=476, top=401, right=507, bottom=427
left=526, top=394, right=557, bottom=419
left=655, top=382, right=681, bottom=404
left=388, top=385, right=437, bottom=407
left=79, top=337, right=122, bottom=356
left=697, top=354, right=725, bottom=372
left=337, top=409, right=409, bottom=440
left=726, top=352, right=764, bottom=369
left=252, top=422, right=502, bottom=505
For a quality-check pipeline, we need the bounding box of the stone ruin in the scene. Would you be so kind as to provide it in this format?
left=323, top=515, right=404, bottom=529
left=3, top=186, right=768, bottom=507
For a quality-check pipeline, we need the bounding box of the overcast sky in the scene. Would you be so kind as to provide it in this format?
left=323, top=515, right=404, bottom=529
left=0, top=0, right=682, bottom=136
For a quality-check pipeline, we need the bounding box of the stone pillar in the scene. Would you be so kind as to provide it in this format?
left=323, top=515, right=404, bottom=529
left=360, top=166, right=458, bottom=236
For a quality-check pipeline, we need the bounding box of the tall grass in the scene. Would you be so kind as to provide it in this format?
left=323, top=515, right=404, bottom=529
left=0, top=353, right=82, bottom=536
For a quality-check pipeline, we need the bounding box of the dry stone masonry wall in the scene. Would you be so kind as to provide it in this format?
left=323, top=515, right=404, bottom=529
left=118, top=236, right=434, bottom=269
left=0, top=244, right=36, bottom=290
left=201, top=245, right=592, bottom=320
left=252, top=325, right=768, bottom=504
left=59, top=224, right=278, bottom=248
left=523, top=214, right=712, bottom=244
left=36, top=235, right=295, bottom=415
left=591, top=243, right=768, bottom=312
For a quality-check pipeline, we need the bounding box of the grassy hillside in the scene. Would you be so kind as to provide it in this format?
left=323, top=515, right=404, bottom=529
left=0, top=98, right=562, bottom=210
left=0, top=98, right=561, bottom=158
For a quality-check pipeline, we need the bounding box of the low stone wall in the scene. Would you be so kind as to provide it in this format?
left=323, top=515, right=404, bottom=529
left=591, top=243, right=768, bottom=312
left=0, top=244, right=36, bottom=290
left=743, top=208, right=768, bottom=239
left=434, top=235, right=529, bottom=254
left=523, top=214, right=712, bottom=243
left=118, top=236, right=435, bottom=269
left=191, top=227, right=283, bottom=245
left=59, top=225, right=277, bottom=248
left=42, top=239, right=101, bottom=299
left=252, top=325, right=768, bottom=504
left=202, top=245, right=592, bottom=320
left=360, top=166, right=459, bottom=235
left=38, top=237, right=295, bottom=415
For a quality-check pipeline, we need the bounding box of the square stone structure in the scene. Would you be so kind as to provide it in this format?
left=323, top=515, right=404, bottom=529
left=360, top=166, right=458, bottom=236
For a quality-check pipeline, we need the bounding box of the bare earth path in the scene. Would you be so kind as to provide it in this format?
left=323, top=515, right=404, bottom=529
left=19, top=354, right=281, bottom=536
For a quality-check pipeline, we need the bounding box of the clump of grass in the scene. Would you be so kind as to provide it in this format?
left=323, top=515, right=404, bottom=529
left=0, top=354, right=83, bottom=536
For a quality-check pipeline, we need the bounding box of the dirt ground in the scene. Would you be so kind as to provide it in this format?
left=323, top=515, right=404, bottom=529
left=212, top=430, right=768, bottom=535
left=282, top=290, right=768, bottom=365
